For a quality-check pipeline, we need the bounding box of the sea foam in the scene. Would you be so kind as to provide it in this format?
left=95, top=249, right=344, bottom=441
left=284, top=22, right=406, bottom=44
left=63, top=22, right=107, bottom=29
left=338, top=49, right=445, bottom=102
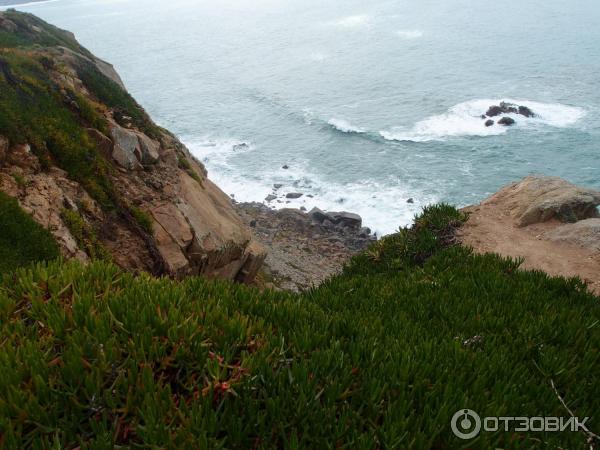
left=327, top=118, right=366, bottom=134
left=184, top=136, right=431, bottom=235
left=380, top=99, right=586, bottom=142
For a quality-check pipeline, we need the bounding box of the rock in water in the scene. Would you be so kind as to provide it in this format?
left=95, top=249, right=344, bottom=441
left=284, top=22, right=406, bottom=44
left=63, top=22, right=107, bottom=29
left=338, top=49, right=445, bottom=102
left=499, top=102, right=518, bottom=114
left=485, top=119, right=494, bottom=127
left=286, top=192, right=303, bottom=199
left=518, top=105, right=535, bottom=118
left=486, top=105, right=504, bottom=117
left=498, top=117, right=516, bottom=126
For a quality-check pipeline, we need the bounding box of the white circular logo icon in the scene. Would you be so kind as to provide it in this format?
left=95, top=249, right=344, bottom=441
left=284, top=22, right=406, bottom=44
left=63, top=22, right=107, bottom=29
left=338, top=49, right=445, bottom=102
left=451, top=409, right=481, bottom=440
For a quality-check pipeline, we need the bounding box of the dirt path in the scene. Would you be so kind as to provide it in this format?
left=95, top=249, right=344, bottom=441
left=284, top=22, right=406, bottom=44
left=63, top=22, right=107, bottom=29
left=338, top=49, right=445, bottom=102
left=459, top=203, right=600, bottom=294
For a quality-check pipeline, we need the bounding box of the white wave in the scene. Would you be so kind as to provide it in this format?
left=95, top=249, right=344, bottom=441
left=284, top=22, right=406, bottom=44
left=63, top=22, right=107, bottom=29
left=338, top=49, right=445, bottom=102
left=327, top=118, right=366, bottom=134
left=396, top=30, right=423, bottom=39
left=331, top=14, right=370, bottom=28
left=381, top=98, right=586, bottom=142
left=184, top=136, right=433, bottom=235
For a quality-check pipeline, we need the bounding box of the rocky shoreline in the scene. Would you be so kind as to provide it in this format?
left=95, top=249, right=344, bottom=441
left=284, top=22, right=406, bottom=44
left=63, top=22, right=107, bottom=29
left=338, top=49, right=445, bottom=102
left=234, top=202, right=376, bottom=292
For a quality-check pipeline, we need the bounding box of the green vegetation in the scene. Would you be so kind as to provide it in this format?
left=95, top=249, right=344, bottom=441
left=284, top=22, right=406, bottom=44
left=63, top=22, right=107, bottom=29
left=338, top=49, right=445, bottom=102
left=60, top=209, right=111, bottom=261
left=1, top=205, right=598, bottom=449
left=0, top=49, right=116, bottom=209
left=178, top=153, right=204, bottom=186
left=75, top=60, right=161, bottom=139
left=0, top=191, right=59, bottom=274
left=0, top=10, right=93, bottom=57
left=130, top=205, right=154, bottom=235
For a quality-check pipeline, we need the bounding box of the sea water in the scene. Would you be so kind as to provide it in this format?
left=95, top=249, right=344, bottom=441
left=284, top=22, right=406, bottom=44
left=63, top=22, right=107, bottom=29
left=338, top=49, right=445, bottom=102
left=4, top=0, right=599, bottom=234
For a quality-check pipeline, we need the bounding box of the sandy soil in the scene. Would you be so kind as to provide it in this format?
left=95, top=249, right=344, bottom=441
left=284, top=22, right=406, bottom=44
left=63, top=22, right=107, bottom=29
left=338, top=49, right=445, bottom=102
left=459, top=203, right=600, bottom=294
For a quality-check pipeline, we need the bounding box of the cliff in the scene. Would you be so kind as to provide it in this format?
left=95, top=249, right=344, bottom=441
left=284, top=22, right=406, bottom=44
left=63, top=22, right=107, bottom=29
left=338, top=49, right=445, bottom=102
left=0, top=10, right=265, bottom=281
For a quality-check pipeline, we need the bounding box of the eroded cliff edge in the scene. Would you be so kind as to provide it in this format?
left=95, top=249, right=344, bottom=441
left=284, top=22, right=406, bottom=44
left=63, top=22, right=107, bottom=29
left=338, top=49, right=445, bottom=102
left=0, top=10, right=265, bottom=281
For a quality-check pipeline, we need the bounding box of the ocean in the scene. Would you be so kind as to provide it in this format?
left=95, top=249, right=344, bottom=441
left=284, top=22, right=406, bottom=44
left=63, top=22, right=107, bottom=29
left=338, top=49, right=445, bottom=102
left=3, top=0, right=599, bottom=234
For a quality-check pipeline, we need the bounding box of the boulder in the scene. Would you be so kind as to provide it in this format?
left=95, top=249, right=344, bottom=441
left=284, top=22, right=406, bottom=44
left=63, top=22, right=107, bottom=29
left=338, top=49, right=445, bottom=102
left=286, top=192, right=303, bottom=199
left=326, top=211, right=362, bottom=230
left=482, top=175, right=600, bottom=226
left=486, top=105, right=503, bottom=117
left=498, top=117, right=515, bottom=126
left=485, top=119, right=494, bottom=127
left=282, top=165, right=289, bottom=169
left=407, top=198, right=414, bottom=204
left=136, top=133, right=160, bottom=165
left=544, top=218, right=600, bottom=251
left=265, top=194, right=277, bottom=202
left=273, top=183, right=283, bottom=189
left=109, top=125, right=142, bottom=170
left=499, top=102, right=518, bottom=114
left=518, top=105, right=535, bottom=118
left=308, top=207, right=329, bottom=223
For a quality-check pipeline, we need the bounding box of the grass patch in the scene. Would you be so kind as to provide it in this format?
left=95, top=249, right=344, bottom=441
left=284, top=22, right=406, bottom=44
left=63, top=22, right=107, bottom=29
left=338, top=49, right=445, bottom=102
left=130, top=205, right=154, bottom=235
left=60, top=208, right=111, bottom=261
left=1, top=205, right=598, bottom=449
left=0, top=191, right=59, bottom=274
left=177, top=153, right=204, bottom=186
left=75, top=60, right=161, bottom=139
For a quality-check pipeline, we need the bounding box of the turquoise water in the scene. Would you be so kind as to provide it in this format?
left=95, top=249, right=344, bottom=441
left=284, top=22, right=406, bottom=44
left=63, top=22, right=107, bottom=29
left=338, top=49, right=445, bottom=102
left=4, top=0, right=600, bottom=234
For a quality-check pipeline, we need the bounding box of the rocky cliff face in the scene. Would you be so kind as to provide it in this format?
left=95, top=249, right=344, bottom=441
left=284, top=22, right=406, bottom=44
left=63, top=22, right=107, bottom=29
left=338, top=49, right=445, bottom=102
left=0, top=10, right=265, bottom=281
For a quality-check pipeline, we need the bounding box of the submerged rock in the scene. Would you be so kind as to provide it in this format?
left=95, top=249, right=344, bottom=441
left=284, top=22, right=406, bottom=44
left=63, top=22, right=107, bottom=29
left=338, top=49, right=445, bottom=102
left=485, top=119, right=494, bottom=127
left=286, top=192, right=303, bottom=199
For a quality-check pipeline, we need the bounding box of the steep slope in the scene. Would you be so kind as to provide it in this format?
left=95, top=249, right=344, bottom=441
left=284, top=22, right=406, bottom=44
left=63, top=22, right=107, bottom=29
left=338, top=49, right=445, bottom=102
left=0, top=205, right=598, bottom=449
left=0, top=10, right=265, bottom=281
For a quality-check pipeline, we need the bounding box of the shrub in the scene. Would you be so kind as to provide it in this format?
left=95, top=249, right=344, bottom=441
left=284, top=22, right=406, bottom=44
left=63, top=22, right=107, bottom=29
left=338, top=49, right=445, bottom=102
left=0, top=50, right=116, bottom=210
left=60, top=209, right=111, bottom=261
left=130, top=205, right=154, bottom=235
left=0, top=191, right=59, bottom=274
left=0, top=205, right=598, bottom=449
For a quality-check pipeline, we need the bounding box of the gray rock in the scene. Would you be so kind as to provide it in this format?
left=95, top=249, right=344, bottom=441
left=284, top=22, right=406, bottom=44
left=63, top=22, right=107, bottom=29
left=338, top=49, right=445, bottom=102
left=407, top=198, right=414, bottom=204
left=327, top=211, right=362, bottom=230
left=265, top=194, right=277, bottom=202
left=308, top=207, right=329, bottom=223
left=282, top=165, right=289, bottom=169
left=518, top=105, right=535, bottom=118
left=498, top=116, right=515, bottom=126
left=109, top=125, right=142, bottom=170
left=544, top=218, right=600, bottom=251
left=485, top=119, right=494, bottom=127
left=273, top=183, right=283, bottom=189
left=286, top=192, right=303, bottom=199
left=486, top=175, right=600, bottom=226
left=136, top=133, right=160, bottom=165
